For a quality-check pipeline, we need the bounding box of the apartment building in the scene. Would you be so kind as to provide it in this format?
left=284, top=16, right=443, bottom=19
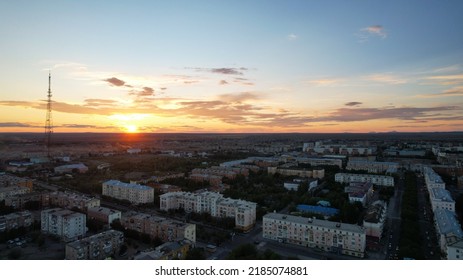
left=0, top=174, right=33, bottom=190
left=65, top=230, right=124, bottom=260
left=363, top=201, right=387, bottom=241
left=267, top=167, right=325, bottom=179
left=49, top=191, right=100, bottom=212
left=335, top=173, right=394, bottom=187
left=41, top=208, right=87, bottom=241
left=296, top=157, right=343, bottom=168
left=159, top=191, right=256, bottom=231
left=346, top=160, right=399, bottom=173
left=4, top=191, right=50, bottom=209
left=0, top=211, right=33, bottom=232
left=134, top=241, right=190, bottom=260
left=120, top=211, right=196, bottom=243
left=446, top=238, right=463, bottom=260
left=263, top=213, right=366, bottom=258
left=433, top=208, right=463, bottom=253
left=423, top=167, right=446, bottom=189
left=429, top=188, right=455, bottom=212
left=102, top=180, right=154, bottom=205
left=87, top=206, right=121, bottom=225
left=344, top=182, right=374, bottom=207
left=54, top=163, right=88, bottom=174
left=0, top=186, right=31, bottom=201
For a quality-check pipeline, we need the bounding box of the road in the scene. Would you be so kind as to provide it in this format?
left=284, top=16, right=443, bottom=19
left=385, top=173, right=404, bottom=259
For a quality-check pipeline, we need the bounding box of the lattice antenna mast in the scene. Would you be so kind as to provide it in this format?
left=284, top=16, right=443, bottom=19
left=45, top=71, right=53, bottom=158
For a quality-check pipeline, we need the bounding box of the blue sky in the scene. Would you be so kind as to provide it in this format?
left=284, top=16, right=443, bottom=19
left=0, top=0, right=462, bottom=133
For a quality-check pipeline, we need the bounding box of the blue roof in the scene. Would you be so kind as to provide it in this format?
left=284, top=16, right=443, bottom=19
left=297, top=204, right=339, bottom=216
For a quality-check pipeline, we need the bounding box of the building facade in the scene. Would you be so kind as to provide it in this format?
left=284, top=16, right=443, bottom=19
left=346, top=160, right=399, bottom=174
left=65, top=230, right=124, bottom=260
left=49, top=191, right=100, bottom=212
left=267, top=167, right=325, bottom=179
left=429, top=188, right=455, bottom=212
left=41, top=208, right=86, bottom=241
left=102, top=180, right=154, bottom=205
left=335, top=173, right=394, bottom=187
left=159, top=191, right=256, bottom=231
left=120, top=211, right=196, bottom=243
left=0, top=211, right=33, bottom=232
left=263, top=213, right=366, bottom=258
left=87, top=206, right=122, bottom=225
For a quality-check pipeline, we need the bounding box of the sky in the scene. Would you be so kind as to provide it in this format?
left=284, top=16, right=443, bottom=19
left=0, top=0, right=462, bottom=133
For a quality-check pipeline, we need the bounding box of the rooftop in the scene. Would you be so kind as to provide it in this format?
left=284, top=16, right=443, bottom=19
left=104, top=180, right=152, bottom=191
left=434, top=209, right=463, bottom=238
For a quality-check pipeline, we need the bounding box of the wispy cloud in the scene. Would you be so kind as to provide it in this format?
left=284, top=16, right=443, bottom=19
left=190, top=67, right=248, bottom=76
left=419, top=86, right=463, bottom=98
left=357, top=25, right=387, bottom=42
left=0, top=122, right=41, bottom=128
left=219, top=80, right=229, bottom=85
left=130, top=87, right=155, bottom=97
left=287, top=33, right=298, bottom=41
left=364, top=73, right=407, bottom=84
left=306, top=78, right=345, bottom=87
left=344, top=102, right=363, bottom=107
left=423, top=74, right=463, bottom=85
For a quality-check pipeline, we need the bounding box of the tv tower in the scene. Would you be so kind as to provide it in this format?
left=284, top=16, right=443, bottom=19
left=45, top=71, right=53, bottom=158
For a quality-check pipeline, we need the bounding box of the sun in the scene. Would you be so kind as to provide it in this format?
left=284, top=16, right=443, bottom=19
left=124, top=124, right=139, bottom=133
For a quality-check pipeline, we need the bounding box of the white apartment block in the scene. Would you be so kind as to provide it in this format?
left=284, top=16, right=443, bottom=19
left=433, top=208, right=463, bottom=253
left=335, top=173, right=394, bottom=187
left=0, top=211, right=33, bottom=232
left=160, top=191, right=256, bottom=231
left=446, top=238, right=463, bottom=260
left=423, top=166, right=446, bottom=190
left=263, top=213, right=366, bottom=258
left=41, top=208, right=86, bottom=241
left=429, top=188, right=455, bottom=212
left=296, top=157, right=343, bottom=168
left=65, top=230, right=124, bottom=260
left=102, top=180, right=154, bottom=205
left=346, top=160, right=399, bottom=173
left=87, top=206, right=122, bottom=225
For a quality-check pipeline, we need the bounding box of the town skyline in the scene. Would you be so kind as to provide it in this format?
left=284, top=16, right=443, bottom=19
left=1, top=1, right=462, bottom=133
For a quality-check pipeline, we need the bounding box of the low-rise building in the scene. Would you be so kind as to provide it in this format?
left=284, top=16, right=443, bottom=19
left=54, top=163, right=89, bottom=174
left=335, top=173, right=394, bottom=187
left=41, top=208, right=87, bottom=241
left=87, top=206, right=122, bottom=225
left=263, top=213, right=366, bottom=258
left=102, top=180, right=154, bottom=205
left=446, top=238, right=463, bottom=260
left=120, top=211, right=196, bottom=243
left=423, top=166, right=446, bottom=190
left=65, top=230, right=124, bottom=260
left=0, top=211, right=33, bottom=232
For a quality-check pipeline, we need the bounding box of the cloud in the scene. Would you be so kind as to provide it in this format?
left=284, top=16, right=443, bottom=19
left=190, top=67, right=248, bottom=76
left=306, top=78, right=345, bottom=87
left=83, top=99, right=118, bottom=107
left=287, top=33, right=298, bottom=40
left=0, top=122, right=41, bottom=128
left=344, top=102, right=363, bottom=107
left=357, top=25, right=387, bottom=42
left=364, top=74, right=407, bottom=84
left=418, top=86, right=463, bottom=98
left=219, top=80, right=228, bottom=85
left=312, top=105, right=461, bottom=122
left=217, top=92, right=261, bottom=103
left=130, top=87, right=155, bottom=97
left=424, top=74, right=463, bottom=85
left=104, top=77, right=126, bottom=87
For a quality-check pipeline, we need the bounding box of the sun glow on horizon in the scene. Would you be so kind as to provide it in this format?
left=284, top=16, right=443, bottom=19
left=124, top=124, right=139, bottom=133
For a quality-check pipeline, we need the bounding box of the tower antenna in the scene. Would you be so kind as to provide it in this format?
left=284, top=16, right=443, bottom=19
left=45, top=71, right=53, bottom=159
